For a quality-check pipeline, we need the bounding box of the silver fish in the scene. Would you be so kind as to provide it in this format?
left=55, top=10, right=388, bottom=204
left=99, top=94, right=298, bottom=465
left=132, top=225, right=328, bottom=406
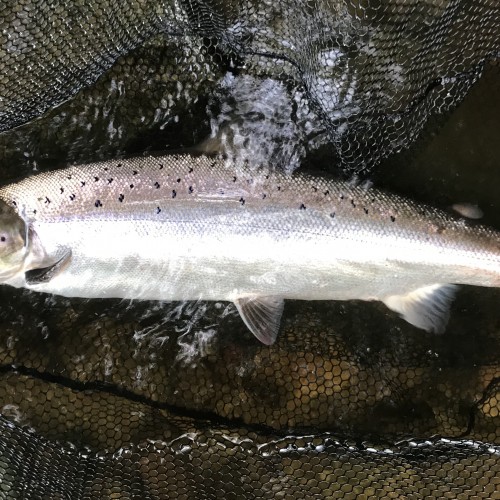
left=0, top=153, right=498, bottom=344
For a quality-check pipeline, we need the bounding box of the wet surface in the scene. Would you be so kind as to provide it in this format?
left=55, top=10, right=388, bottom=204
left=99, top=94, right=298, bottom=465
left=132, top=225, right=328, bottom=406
left=0, top=1, right=499, bottom=498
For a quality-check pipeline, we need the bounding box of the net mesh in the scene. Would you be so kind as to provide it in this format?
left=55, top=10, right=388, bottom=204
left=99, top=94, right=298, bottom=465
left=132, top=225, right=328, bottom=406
left=0, top=1, right=499, bottom=498
left=1, top=0, right=500, bottom=172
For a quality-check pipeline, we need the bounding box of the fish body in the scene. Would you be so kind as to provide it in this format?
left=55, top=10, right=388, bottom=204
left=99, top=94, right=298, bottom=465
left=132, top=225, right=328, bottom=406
left=0, top=153, right=498, bottom=343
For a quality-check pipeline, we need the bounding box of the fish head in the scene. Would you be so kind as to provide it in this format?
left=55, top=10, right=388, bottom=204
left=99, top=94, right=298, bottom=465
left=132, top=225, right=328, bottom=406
left=0, top=200, right=27, bottom=280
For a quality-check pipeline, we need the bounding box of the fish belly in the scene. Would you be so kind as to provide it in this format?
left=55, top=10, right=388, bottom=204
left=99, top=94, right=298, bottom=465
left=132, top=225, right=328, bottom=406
left=13, top=216, right=443, bottom=304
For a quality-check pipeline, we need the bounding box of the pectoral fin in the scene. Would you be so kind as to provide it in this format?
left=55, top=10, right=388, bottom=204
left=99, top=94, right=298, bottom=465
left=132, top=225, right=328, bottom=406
left=383, top=284, right=458, bottom=334
left=234, top=296, right=285, bottom=345
left=25, top=249, right=72, bottom=285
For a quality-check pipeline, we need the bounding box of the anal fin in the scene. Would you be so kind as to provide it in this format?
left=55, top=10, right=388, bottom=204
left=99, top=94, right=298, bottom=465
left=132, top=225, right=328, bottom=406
left=234, top=296, right=285, bottom=345
left=383, top=284, right=458, bottom=334
left=25, top=249, right=72, bottom=285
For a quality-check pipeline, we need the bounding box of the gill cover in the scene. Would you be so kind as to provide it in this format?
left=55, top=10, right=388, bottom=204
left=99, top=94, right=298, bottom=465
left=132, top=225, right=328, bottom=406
left=0, top=200, right=28, bottom=281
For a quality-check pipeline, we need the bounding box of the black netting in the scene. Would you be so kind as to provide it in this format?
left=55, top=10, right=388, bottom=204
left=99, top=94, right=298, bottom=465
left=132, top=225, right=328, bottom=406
left=0, top=1, right=499, bottom=498
left=2, top=1, right=500, bottom=172
left=0, top=289, right=498, bottom=498
left=0, top=412, right=498, bottom=499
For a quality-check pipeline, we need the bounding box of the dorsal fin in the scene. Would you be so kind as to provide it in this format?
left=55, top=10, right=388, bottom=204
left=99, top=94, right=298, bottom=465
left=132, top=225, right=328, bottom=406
left=383, top=284, right=458, bottom=334
left=234, top=296, right=285, bottom=345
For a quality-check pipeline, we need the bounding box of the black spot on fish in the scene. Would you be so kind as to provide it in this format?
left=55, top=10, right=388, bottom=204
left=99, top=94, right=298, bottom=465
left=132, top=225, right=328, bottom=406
left=351, top=199, right=356, bottom=208
left=154, top=182, right=160, bottom=189
left=60, top=187, right=64, bottom=194
left=108, top=178, right=113, bottom=184
left=133, top=170, right=138, bottom=175
left=117, top=163, right=122, bottom=168
left=188, top=167, right=193, bottom=173
left=262, top=193, right=267, bottom=199
left=67, top=175, right=72, bottom=180
left=1, top=236, right=5, bottom=242
left=239, top=197, right=245, bottom=206
left=364, top=208, right=369, bottom=214
left=172, top=190, right=177, bottom=198
left=69, top=194, right=76, bottom=201
left=95, top=200, right=102, bottom=208
left=33, top=209, right=37, bottom=215
left=340, top=194, right=344, bottom=200
left=94, top=176, right=99, bottom=182
left=130, top=184, right=134, bottom=189
left=176, top=178, right=181, bottom=183
left=277, top=186, right=281, bottom=191
left=330, top=212, right=335, bottom=218
left=210, top=160, right=217, bottom=168
left=159, top=164, right=164, bottom=170
left=12, top=201, right=16, bottom=206
left=390, top=215, right=396, bottom=222
left=324, top=190, right=329, bottom=196
left=188, top=186, right=194, bottom=194
left=104, top=167, right=108, bottom=172
left=118, top=194, right=124, bottom=202
left=300, top=203, right=306, bottom=210
left=312, top=186, right=318, bottom=192
left=265, top=175, right=269, bottom=180
left=233, top=176, right=237, bottom=182
left=81, top=181, right=86, bottom=187
left=156, top=206, right=161, bottom=214
left=45, top=197, right=50, bottom=204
